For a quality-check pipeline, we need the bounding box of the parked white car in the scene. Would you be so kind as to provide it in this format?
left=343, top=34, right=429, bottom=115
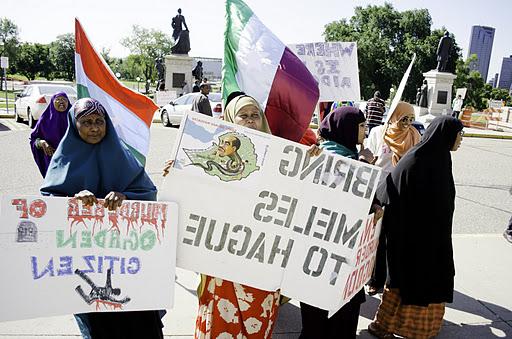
left=14, top=84, right=77, bottom=128
left=160, top=92, right=222, bottom=127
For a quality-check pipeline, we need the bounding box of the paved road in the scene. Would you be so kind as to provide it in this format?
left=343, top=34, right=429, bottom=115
left=1, top=120, right=510, bottom=234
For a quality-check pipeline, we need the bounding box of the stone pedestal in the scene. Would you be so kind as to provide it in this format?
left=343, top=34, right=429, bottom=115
left=423, top=70, right=456, bottom=115
left=164, top=54, right=194, bottom=96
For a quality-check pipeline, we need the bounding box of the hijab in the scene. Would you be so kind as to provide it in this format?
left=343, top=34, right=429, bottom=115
left=223, top=95, right=272, bottom=134
left=377, top=115, right=463, bottom=306
left=29, top=92, right=70, bottom=177
left=40, top=98, right=156, bottom=201
left=318, top=106, right=365, bottom=157
left=383, top=102, right=421, bottom=166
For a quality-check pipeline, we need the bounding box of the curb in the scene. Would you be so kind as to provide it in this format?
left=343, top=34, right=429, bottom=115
left=464, top=133, right=512, bottom=139
left=0, top=114, right=14, bottom=119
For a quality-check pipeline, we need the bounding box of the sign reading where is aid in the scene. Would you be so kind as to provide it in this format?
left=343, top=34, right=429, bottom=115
left=160, top=112, right=381, bottom=312
left=0, top=195, right=178, bottom=322
left=288, top=42, right=361, bottom=102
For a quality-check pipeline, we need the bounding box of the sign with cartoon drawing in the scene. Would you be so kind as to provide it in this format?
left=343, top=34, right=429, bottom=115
left=161, top=112, right=382, bottom=313
left=0, top=196, right=178, bottom=322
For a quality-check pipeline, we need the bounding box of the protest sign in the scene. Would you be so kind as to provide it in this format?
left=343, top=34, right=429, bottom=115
left=0, top=195, right=178, bottom=322
left=288, top=42, right=360, bottom=102
left=160, top=112, right=381, bottom=312
left=386, top=53, right=416, bottom=123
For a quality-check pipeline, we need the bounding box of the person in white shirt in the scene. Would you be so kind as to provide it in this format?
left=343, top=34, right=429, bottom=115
left=452, top=94, right=463, bottom=118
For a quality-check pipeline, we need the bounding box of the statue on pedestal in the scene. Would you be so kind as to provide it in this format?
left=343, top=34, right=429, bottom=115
left=436, top=31, right=453, bottom=72
left=155, top=57, right=166, bottom=91
left=419, top=80, right=428, bottom=108
left=192, top=61, right=203, bottom=82
left=171, top=8, right=191, bottom=55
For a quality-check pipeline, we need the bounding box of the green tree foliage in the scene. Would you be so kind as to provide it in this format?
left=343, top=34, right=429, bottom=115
left=14, top=43, right=53, bottom=80
left=0, top=18, right=20, bottom=72
left=50, top=33, right=75, bottom=81
left=121, top=25, right=173, bottom=82
left=323, top=3, right=461, bottom=102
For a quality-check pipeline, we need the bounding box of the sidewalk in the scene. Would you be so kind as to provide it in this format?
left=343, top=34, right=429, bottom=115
left=0, top=234, right=510, bottom=338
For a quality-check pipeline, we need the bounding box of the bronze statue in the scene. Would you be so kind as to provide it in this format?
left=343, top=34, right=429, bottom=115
left=155, top=58, right=165, bottom=91
left=436, top=31, right=453, bottom=72
left=192, top=61, right=203, bottom=81
left=419, top=80, right=428, bottom=108
left=171, top=8, right=191, bottom=55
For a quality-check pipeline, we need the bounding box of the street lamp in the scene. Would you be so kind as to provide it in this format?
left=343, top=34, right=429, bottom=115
left=136, top=77, right=141, bottom=92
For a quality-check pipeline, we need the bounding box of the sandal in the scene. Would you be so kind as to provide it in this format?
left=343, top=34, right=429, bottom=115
left=368, top=322, right=397, bottom=339
left=367, top=285, right=383, bottom=296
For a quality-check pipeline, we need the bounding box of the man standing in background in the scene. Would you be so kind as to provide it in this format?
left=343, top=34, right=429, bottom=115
left=191, top=83, right=212, bottom=116
left=365, top=91, right=386, bottom=133
left=452, top=94, right=463, bottom=118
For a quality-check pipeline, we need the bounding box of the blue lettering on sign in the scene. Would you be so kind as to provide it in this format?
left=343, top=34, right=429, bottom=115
left=30, top=255, right=142, bottom=280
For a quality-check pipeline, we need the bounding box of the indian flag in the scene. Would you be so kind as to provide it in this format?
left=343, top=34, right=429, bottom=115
left=223, top=0, right=319, bottom=142
left=75, top=18, right=157, bottom=165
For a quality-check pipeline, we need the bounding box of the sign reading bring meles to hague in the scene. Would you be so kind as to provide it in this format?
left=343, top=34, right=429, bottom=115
left=161, top=112, right=381, bottom=313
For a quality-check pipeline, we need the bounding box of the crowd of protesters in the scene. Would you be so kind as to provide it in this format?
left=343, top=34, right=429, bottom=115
left=27, top=84, right=474, bottom=339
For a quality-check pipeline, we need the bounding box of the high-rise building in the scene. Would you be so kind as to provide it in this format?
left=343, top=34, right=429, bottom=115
left=467, top=26, right=495, bottom=81
left=498, top=56, right=512, bottom=90
left=491, top=73, right=499, bottom=88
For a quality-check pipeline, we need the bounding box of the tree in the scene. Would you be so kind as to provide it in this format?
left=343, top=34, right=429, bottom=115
left=14, top=43, right=52, bottom=80
left=323, top=3, right=461, bottom=102
left=50, top=33, right=75, bottom=81
left=0, top=18, right=20, bottom=73
left=119, top=54, right=145, bottom=80
left=454, top=54, right=487, bottom=110
left=100, top=47, right=123, bottom=76
left=121, top=25, right=173, bottom=82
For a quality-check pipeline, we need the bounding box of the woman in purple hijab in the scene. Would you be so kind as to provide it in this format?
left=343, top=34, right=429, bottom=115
left=29, top=92, right=70, bottom=177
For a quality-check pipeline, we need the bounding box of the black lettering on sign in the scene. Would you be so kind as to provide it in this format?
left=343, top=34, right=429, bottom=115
left=303, top=246, right=348, bottom=285
left=253, top=190, right=298, bottom=229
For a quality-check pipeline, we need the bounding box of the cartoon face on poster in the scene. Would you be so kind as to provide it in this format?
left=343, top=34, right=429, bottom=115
left=173, top=113, right=271, bottom=183
left=0, top=196, right=178, bottom=322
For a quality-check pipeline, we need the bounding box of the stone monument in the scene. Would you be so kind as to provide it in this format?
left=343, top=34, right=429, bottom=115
left=417, top=31, right=457, bottom=121
left=163, top=8, right=194, bottom=97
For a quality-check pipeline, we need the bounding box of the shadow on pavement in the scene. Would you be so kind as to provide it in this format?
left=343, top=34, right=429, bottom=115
left=0, top=121, right=10, bottom=131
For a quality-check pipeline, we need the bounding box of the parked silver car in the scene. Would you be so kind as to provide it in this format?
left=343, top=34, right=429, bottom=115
left=160, top=92, right=222, bottom=127
left=14, top=84, right=77, bottom=128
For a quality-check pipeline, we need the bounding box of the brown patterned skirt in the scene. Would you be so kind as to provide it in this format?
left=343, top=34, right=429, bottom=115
left=373, top=288, right=445, bottom=339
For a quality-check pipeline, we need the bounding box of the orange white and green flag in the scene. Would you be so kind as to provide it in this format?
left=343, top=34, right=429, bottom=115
left=75, top=18, right=157, bottom=165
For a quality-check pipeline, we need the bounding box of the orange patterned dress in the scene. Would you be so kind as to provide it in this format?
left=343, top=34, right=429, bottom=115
left=195, top=275, right=281, bottom=339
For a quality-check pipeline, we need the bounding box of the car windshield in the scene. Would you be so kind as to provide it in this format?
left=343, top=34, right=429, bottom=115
left=39, top=86, right=77, bottom=96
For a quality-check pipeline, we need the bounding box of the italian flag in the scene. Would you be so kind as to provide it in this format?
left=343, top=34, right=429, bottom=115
left=75, top=18, right=157, bottom=165
left=223, top=0, right=319, bottom=142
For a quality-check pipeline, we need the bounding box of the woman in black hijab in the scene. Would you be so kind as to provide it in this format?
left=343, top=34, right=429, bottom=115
left=299, top=107, right=382, bottom=339
left=368, top=116, right=464, bottom=339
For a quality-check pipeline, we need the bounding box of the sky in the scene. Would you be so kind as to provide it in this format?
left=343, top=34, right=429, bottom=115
left=3, top=0, right=512, bottom=82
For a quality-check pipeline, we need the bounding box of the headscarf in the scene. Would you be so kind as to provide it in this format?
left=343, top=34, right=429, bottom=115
left=223, top=95, right=272, bottom=134
left=318, top=106, right=366, bottom=153
left=376, top=115, right=463, bottom=306
left=29, top=92, right=70, bottom=177
left=40, top=98, right=156, bottom=201
left=299, top=128, right=317, bottom=146
left=383, top=102, right=421, bottom=166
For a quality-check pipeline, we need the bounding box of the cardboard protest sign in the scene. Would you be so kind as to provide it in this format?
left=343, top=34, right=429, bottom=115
left=160, top=112, right=381, bottom=312
left=0, top=196, right=178, bottom=322
left=329, top=213, right=382, bottom=316
left=386, top=53, right=416, bottom=123
left=288, top=42, right=360, bottom=102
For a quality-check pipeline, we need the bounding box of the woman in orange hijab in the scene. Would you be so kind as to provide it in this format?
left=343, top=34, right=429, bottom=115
left=383, top=102, right=421, bottom=166
left=366, top=101, right=421, bottom=295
